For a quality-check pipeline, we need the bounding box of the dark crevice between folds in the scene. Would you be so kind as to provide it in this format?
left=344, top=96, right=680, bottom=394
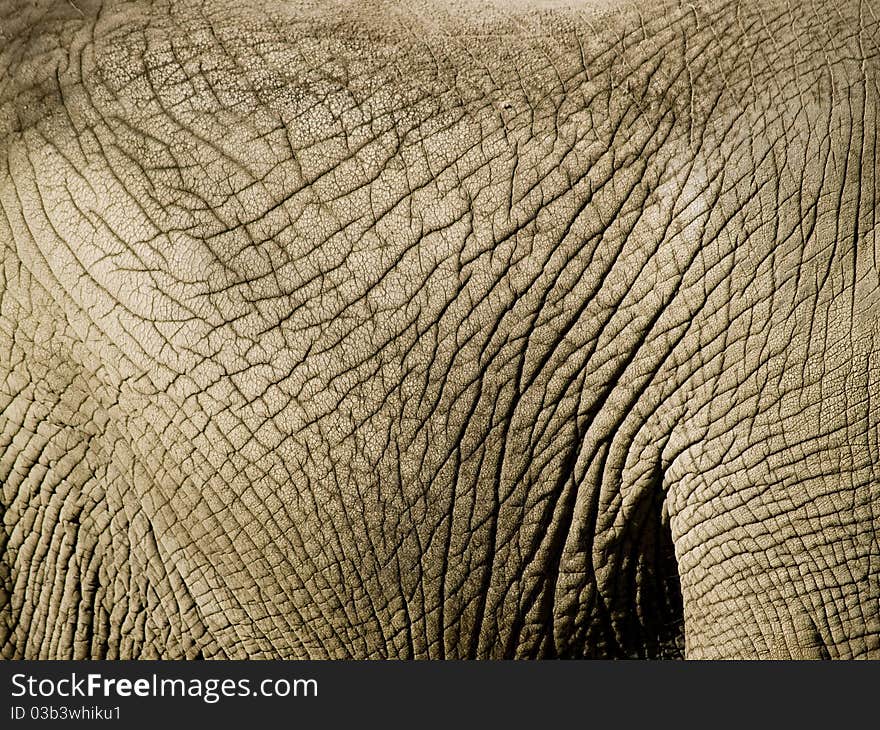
left=552, top=458, right=685, bottom=659
left=590, top=458, right=685, bottom=660
left=622, top=461, right=685, bottom=659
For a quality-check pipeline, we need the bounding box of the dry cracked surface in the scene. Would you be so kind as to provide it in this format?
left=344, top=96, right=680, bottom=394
left=1, top=0, right=879, bottom=659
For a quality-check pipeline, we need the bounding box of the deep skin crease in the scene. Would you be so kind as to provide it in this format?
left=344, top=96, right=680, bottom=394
left=1, top=0, right=879, bottom=659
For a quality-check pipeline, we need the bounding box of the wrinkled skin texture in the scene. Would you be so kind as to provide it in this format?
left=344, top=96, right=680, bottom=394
left=1, top=0, right=879, bottom=659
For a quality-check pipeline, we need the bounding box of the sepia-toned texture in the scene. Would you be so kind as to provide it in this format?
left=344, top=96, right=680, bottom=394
left=1, top=0, right=878, bottom=659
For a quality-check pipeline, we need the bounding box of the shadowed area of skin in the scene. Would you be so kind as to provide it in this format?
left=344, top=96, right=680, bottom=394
left=0, top=0, right=878, bottom=658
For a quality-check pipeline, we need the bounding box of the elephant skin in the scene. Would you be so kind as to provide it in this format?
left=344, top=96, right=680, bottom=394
left=1, top=0, right=879, bottom=659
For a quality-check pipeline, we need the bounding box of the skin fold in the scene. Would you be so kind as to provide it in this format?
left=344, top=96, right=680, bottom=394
left=0, top=0, right=878, bottom=659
